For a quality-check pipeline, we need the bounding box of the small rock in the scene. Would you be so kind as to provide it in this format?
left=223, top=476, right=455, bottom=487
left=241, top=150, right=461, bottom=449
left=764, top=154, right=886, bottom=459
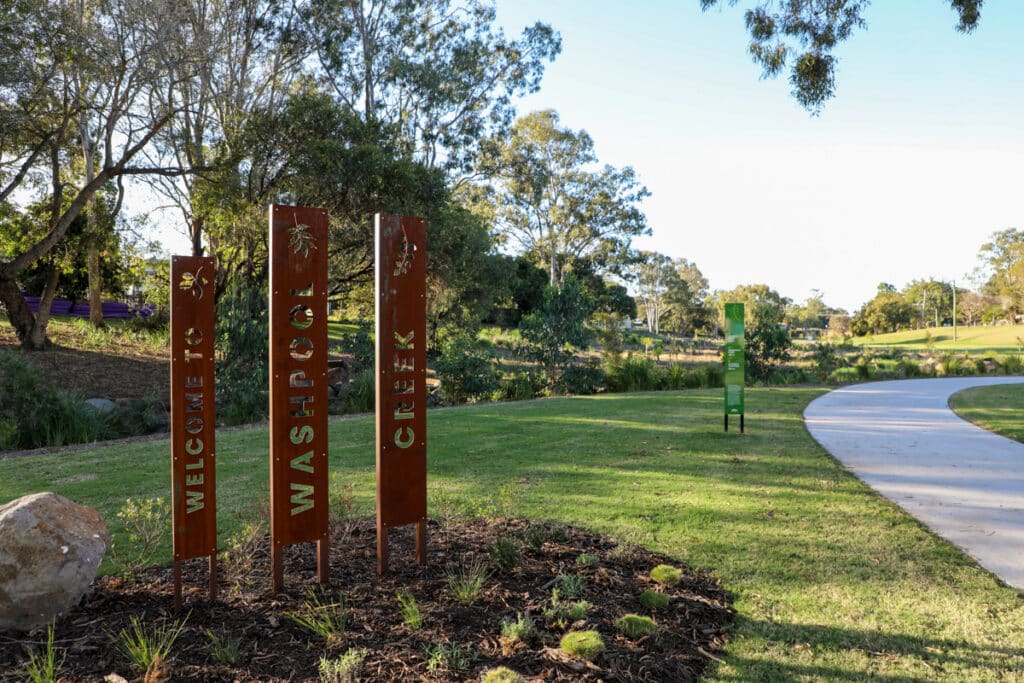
left=84, top=398, right=117, bottom=412
left=0, top=492, right=111, bottom=632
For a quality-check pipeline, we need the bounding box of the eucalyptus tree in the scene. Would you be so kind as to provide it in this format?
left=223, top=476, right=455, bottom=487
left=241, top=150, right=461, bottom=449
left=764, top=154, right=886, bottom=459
left=0, top=0, right=197, bottom=348
left=304, top=0, right=561, bottom=175
left=632, top=251, right=677, bottom=334
left=480, top=109, right=650, bottom=288
left=701, top=0, right=983, bottom=112
left=979, top=228, right=1024, bottom=319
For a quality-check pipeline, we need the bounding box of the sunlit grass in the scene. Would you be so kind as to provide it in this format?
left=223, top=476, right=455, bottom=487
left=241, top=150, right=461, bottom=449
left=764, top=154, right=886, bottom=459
left=949, top=382, right=1024, bottom=444
left=854, top=323, right=1024, bottom=353
left=2, top=388, right=1023, bottom=679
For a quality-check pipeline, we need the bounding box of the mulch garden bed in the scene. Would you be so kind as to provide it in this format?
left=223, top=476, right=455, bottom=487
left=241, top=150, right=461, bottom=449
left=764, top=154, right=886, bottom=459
left=0, top=517, right=732, bottom=682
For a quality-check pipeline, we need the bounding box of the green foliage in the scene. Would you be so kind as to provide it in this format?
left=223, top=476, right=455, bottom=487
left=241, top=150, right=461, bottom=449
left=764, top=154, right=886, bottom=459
left=744, top=302, right=793, bottom=382
left=487, top=536, right=521, bottom=574
left=319, top=647, right=368, bottom=683
left=575, top=553, right=599, bottom=567
left=111, top=497, right=169, bottom=577
left=604, top=354, right=656, bottom=393
left=999, top=354, right=1023, bottom=374
left=215, top=277, right=269, bottom=425
left=22, top=624, right=65, bottom=683
left=395, top=589, right=423, bottom=631
left=445, top=557, right=490, bottom=605
left=482, top=667, right=526, bottom=683
left=545, top=588, right=590, bottom=625
left=435, top=338, right=500, bottom=404
left=616, top=614, right=657, bottom=640
left=424, top=642, right=476, bottom=672
left=555, top=361, right=605, bottom=396
left=205, top=629, right=242, bottom=665
left=495, top=371, right=543, bottom=402
left=559, top=631, right=605, bottom=660
left=639, top=590, right=670, bottom=609
left=111, top=614, right=188, bottom=673
left=500, top=612, right=536, bottom=643
left=650, top=564, right=682, bottom=586
left=345, top=369, right=376, bottom=414
left=812, top=343, right=845, bottom=381
left=288, top=591, right=347, bottom=646
left=0, top=350, right=107, bottom=450
left=336, top=329, right=374, bottom=372
left=519, top=277, right=593, bottom=386
left=556, top=573, right=585, bottom=599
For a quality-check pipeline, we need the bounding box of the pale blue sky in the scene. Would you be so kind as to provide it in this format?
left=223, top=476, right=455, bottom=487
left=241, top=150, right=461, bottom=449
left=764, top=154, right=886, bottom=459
left=495, top=1, right=1024, bottom=311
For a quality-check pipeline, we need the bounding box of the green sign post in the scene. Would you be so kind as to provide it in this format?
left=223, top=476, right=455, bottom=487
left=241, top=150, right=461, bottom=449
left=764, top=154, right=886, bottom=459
left=724, top=302, right=745, bottom=432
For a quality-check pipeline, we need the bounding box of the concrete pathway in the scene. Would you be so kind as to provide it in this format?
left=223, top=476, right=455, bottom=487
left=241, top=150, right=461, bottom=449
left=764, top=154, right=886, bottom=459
left=804, top=377, right=1024, bottom=590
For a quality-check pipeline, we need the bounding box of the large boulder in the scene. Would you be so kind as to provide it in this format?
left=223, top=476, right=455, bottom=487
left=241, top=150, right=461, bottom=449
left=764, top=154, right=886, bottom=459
left=0, top=492, right=110, bottom=632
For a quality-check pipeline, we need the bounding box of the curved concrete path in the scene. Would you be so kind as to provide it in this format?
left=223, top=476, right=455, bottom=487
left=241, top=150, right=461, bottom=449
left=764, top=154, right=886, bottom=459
left=804, top=377, right=1024, bottom=590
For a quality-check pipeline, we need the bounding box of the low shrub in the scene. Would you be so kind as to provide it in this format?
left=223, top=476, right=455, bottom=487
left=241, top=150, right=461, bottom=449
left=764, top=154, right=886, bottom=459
left=500, top=612, right=536, bottom=643
left=435, top=339, right=500, bottom=404
left=495, top=371, right=542, bottom=402
left=482, top=667, right=525, bottom=683
left=556, top=361, right=605, bottom=395
left=345, top=369, right=375, bottom=414
left=828, top=367, right=862, bottom=384
left=998, top=354, right=1023, bottom=374
left=639, top=589, right=669, bottom=609
left=487, top=536, right=521, bottom=574
left=560, top=631, right=605, bottom=660
left=650, top=564, right=682, bottom=586
left=616, top=614, right=656, bottom=639
left=604, top=354, right=657, bottom=393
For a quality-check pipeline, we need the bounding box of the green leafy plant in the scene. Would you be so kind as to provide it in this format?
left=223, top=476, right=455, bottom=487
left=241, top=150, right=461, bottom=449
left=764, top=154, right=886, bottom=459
left=639, top=589, right=670, bottom=609
left=111, top=614, right=189, bottom=672
left=111, top=497, right=170, bottom=577
left=435, top=338, right=500, bottom=404
left=288, top=591, right=347, bottom=646
left=500, top=612, right=536, bottom=643
left=544, top=588, right=590, bottom=626
left=424, top=642, right=476, bottom=672
left=488, top=536, right=521, bottom=574
left=22, top=624, right=65, bottom=683
left=616, top=614, right=657, bottom=640
left=446, top=556, right=490, bottom=605
left=575, top=552, right=599, bottom=567
left=482, top=667, right=526, bottom=683
left=396, top=589, right=423, bottom=630
left=215, top=277, right=269, bottom=425
left=556, top=573, right=585, bottom=598
left=319, top=647, right=368, bottom=683
left=205, top=629, right=242, bottom=665
left=559, top=630, right=605, bottom=660
left=650, top=564, right=682, bottom=586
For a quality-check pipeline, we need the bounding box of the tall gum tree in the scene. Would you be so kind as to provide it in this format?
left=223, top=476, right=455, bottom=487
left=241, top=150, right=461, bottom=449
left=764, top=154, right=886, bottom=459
left=0, top=0, right=197, bottom=348
left=479, top=109, right=650, bottom=288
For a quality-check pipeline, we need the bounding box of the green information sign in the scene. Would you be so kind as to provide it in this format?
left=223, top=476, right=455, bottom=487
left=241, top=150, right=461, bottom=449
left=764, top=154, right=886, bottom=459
left=724, top=303, right=745, bottom=429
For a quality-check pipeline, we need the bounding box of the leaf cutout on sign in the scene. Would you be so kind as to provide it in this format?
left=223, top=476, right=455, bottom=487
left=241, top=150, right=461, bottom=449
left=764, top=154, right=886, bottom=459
left=178, top=267, right=208, bottom=299
left=289, top=217, right=317, bottom=258
left=393, top=224, right=416, bottom=277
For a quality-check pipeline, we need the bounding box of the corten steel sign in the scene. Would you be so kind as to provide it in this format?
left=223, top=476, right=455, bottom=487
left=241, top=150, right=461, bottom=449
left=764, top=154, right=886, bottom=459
left=269, top=205, right=330, bottom=590
left=170, top=255, right=218, bottom=606
left=724, top=302, right=745, bottom=433
left=375, top=213, right=428, bottom=574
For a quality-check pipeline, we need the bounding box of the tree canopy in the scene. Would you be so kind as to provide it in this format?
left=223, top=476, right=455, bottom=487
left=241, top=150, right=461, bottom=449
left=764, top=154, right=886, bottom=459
left=701, top=0, right=984, bottom=112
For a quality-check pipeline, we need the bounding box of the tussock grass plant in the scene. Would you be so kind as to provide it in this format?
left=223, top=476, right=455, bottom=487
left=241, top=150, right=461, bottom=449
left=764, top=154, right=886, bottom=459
left=649, top=564, right=682, bottom=586
left=616, top=614, right=657, bottom=640
left=205, top=629, right=242, bottom=664
left=395, top=589, right=423, bottom=630
left=556, top=573, right=585, bottom=598
left=482, top=667, right=526, bottom=683
left=111, top=614, right=188, bottom=672
left=288, top=591, right=347, bottom=645
left=22, top=624, right=65, bottom=683
left=318, top=647, right=368, bottom=683
left=500, top=612, right=537, bottom=643
left=639, top=589, right=670, bottom=609
left=575, top=552, right=599, bottom=566
left=560, top=631, right=605, bottom=660
left=445, top=556, right=490, bottom=604
left=487, top=535, right=521, bottom=574
left=424, top=642, right=476, bottom=672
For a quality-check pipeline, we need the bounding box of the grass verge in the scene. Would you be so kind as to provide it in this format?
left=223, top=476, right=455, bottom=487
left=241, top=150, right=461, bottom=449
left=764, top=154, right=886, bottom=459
left=949, top=382, right=1024, bottom=444
left=2, top=388, right=1023, bottom=680
left=854, top=323, right=1024, bottom=353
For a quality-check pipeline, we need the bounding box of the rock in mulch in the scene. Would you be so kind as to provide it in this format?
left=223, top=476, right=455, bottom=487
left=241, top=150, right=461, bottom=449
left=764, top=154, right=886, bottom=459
left=0, top=492, right=110, bottom=632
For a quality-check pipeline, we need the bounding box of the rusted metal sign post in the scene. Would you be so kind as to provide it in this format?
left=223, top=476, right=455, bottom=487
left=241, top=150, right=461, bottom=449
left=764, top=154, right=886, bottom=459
left=170, top=255, right=218, bottom=607
left=269, top=205, right=330, bottom=591
left=375, top=214, right=428, bottom=574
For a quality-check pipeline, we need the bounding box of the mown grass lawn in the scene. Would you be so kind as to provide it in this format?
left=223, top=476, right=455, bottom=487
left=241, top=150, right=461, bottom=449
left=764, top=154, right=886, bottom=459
left=949, top=382, right=1024, bottom=444
left=855, top=323, right=1024, bottom=354
left=2, top=388, right=1023, bottom=680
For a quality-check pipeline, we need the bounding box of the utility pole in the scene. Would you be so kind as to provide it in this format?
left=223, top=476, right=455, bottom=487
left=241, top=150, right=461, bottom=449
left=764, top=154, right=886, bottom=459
left=952, top=280, right=957, bottom=342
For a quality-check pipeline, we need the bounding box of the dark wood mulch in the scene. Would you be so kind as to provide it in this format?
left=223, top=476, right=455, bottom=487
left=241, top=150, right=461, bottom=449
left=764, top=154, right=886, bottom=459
left=0, top=517, right=732, bottom=682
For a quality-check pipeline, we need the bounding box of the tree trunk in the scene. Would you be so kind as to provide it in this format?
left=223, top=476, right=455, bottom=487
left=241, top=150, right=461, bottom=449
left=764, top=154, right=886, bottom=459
left=27, top=265, right=61, bottom=350
left=191, top=217, right=204, bottom=256
left=87, top=246, right=104, bottom=328
left=0, top=271, right=35, bottom=344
